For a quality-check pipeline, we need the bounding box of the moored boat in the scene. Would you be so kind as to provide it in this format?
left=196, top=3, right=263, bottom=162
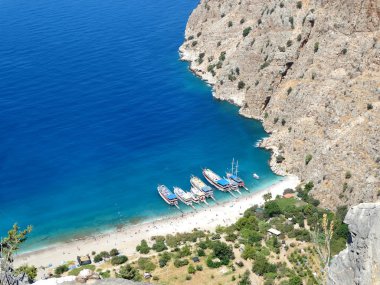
left=190, top=186, right=206, bottom=203
left=157, top=185, right=178, bottom=206
left=253, top=173, right=260, bottom=179
left=226, top=159, right=248, bottom=190
left=173, top=187, right=196, bottom=206
left=202, top=168, right=233, bottom=192
left=190, top=175, right=214, bottom=198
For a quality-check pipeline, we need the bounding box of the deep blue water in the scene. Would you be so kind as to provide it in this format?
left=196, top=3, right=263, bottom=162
left=0, top=0, right=280, bottom=251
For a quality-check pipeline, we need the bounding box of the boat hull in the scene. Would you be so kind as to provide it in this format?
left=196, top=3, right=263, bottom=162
left=202, top=170, right=230, bottom=191
left=157, top=186, right=178, bottom=206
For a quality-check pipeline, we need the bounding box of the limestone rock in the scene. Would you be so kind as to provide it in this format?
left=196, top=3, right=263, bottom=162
left=327, top=202, right=380, bottom=285
left=180, top=0, right=380, bottom=209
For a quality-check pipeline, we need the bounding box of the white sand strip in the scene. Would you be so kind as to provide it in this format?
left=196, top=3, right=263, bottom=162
left=14, top=175, right=299, bottom=270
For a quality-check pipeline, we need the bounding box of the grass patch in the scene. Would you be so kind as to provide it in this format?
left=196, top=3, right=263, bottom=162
left=68, top=264, right=96, bottom=276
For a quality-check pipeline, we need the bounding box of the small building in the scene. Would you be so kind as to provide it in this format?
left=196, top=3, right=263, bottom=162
left=192, top=256, right=200, bottom=263
left=77, top=255, right=91, bottom=266
left=283, top=193, right=295, bottom=199
left=267, top=228, right=281, bottom=237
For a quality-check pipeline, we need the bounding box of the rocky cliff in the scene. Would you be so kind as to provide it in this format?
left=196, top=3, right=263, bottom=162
left=327, top=202, right=380, bottom=285
left=180, top=0, right=380, bottom=208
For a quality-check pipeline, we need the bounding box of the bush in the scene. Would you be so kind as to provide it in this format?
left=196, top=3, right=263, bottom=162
left=243, top=27, right=252, bottom=37
left=94, top=254, right=103, bottom=263
left=276, top=155, right=285, bottom=163
left=367, top=103, right=373, bottom=110
left=188, top=264, right=196, bottom=274
left=238, top=81, right=246, bottom=90
left=240, top=18, right=245, bottom=24
left=314, top=42, right=319, bottom=53
left=174, top=258, right=189, bottom=268
left=137, top=257, right=156, bottom=272
left=186, top=275, right=192, bottom=280
left=159, top=252, right=171, bottom=268
left=286, top=40, right=293, bottom=47
left=280, top=2, right=284, bottom=8
left=287, top=87, right=292, bottom=95
left=192, top=41, right=198, bottom=47
left=278, top=46, right=286, bottom=52
left=342, top=48, right=347, bottom=55
left=305, top=154, right=313, bottom=165
left=111, top=255, right=128, bottom=265
left=264, top=200, right=282, bottom=217
left=152, top=238, right=167, bottom=252
left=297, top=34, right=302, bottom=42
left=110, top=248, right=119, bottom=256
left=197, top=248, right=206, bottom=256
left=238, top=270, right=251, bottom=285
left=196, top=265, right=203, bottom=271
left=252, top=256, right=276, bottom=276
left=15, top=265, right=37, bottom=282
left=228, top=21, right=233, bottom=27
left=54, top=265, right=69, bottom=275
left=117, top=264, right=141, bottom=281
left=136, top=239, right=150, bottom=254
left=296, top=1, right=302, bottom=9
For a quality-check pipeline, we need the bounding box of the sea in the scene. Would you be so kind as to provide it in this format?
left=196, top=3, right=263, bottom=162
left=0, top=0, right=280, bottom=251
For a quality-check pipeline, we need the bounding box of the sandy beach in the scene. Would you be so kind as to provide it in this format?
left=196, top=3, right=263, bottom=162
left=14, top=175, right=299, bottom=271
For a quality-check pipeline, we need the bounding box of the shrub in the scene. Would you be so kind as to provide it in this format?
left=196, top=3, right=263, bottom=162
left=280, top=2, right=284, bottom=8
left=314, top=42, right=319, bottom=53
left=188, top=35, right=194, bottom=41
left=110, top=248, right=119, bottom=256
left=264, top=200, right=282, bottom=217
left=68, top=265, right=96, bottom=276
left=252, top=256, right=276, bottom=276
left=238, top=81, right=246, bottom=90
left=111, top=255, right=128, bottom=265
left=278, top=46, right=285, bottom=52
left=276, top=155, right=285, bottom=163
left=186, top=275, right=192, bottom=280
left=54, top=265, right=69, bottom=275
left=152, top=238, right=168, bottom=252
left=238, top=270, right=251, bottom=285
left=345, top=171, right=352, bottom=179
left=15, top=265, right=37, bottom=282
left=296, top=1, right=302, bottom=9
left=197, top=32, right=201, bottom=37
left=286, top=40, right=293, bottom=47
left=305, top=154, right=313, bottom=165
left=297, top=34, right=302, bottom=42
left=117, top=264, right=141, bottom=281
left=281, top=119, right=286, bottom=126
left=196, top=265, right=203, bottom=271
left=94, top=254, right=103, bottom=263
left=258, top=19, right=262, bottom=25
left=192, top=41, right=198, bottom=47
left=243, top=27, right=252, bottom=37
left=136, top=239, right=150, bottom=254
left=289, top=17, right=294, bottom=29
left=174, top=258, right=189, bottom=268
left=367, top=103, right=373, bottom=110
left=342, top=48, right=347, bottom=55
left=287, top=87, right=292, bottom=95
left=137, top=257, right=156, bottom=272
left=274, top=117, right=279, bottom=124
left=228, top=21, right=233, bottom=27
left=159, top=251, right=171, bottom=268
left=188, top=264, right=196, bottom=274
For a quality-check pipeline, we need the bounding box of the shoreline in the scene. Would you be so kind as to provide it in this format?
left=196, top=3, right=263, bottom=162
left=14, top=175, right=299, bottom=270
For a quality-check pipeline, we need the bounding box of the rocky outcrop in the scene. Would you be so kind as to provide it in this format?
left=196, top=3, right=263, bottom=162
left=327, top=202, right=380, bottom=285
left=34, top=277, right=150, bottom=285
left=180, top=0, right=380, bottom=208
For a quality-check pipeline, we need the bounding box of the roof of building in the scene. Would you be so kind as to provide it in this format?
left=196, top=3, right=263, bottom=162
left=283, top=193, right=295, bottom=198
left=267, top=228, right=281, bottom=236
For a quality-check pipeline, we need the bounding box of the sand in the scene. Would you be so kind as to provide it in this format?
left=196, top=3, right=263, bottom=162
left=14, top=175, right=299, bottom=271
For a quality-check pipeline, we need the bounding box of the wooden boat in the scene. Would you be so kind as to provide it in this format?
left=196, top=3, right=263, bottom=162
left=157, top=185, right=178, bottom=207
left=190, top=175, right=214, bottom=198
left=226, top=159, right=248, bottom=191
left=202, top=168, right=233, bottom=192
left=190, top=187, right=207, bottom=204
left=253, top=173, right=260, bottom=179
left=173, top=187, right=197, bottom=208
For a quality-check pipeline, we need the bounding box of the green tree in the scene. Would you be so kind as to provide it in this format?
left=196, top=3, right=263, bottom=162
left=136, top=239, right=150, bottom=254
left=238, top=269, right=251, bottom=285
left=1, top=223, right=32, bottom=260
left=111, top=255, right=128, bottom=265
left=263, top=192, right=272, bottom=202
left=211, top=241, right=235, bottom=264
left=109, top=248, right=119, bottom=256
left=54, top=264, right=69, bottom=275
left=117, top=264, right=141, bottom=281
left=264, top=201, right=282, bottom=217
left=289, top=275, right=302, bottom=285
left=252, top=255, right=276, bottom=276
left=15, top=265, right=37, bottom=283
left=188, top=264, right=196, bottom=274
left=137, top=257, right=156, bottom=272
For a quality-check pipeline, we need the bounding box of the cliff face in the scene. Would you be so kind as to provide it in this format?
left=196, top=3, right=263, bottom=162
left=327, top=202, right=380, bottom=285
left=180, top=0, right=380, bottom=208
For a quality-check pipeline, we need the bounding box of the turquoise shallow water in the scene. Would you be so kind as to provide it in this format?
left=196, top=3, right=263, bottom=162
left=0, top=0, right=280, bottom=251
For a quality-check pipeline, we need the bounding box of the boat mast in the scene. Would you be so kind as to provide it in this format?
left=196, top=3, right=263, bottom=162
left=231, top=158, right=234, bottom=174
left=235, top=160, right=239, bottom=176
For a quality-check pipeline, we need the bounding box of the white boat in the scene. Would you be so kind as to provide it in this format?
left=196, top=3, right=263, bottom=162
left=202, top=168, right=232, bottom=192
left=253, top=173, right=260, bottom=179
left=190, top=187, right=206, bottom=203
left=190, top=175, right=214, bottom=198
left=173, top=187, right=195, bottom=207
left=157, top=185, right=179, bottom=207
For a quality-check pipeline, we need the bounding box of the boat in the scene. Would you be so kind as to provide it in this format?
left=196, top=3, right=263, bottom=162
left=173, top=187, right=196, bottom=208
left=202, top=168, right=233, bottom=192
left=253, top=173, right=260, bottom=179
left=226, top=159, right=248, bottom=191
left=190, top=175, right=214, bottom=198
left=157, top=185, right=178, bottom=207
left=190, top=187, right=207, bottom=204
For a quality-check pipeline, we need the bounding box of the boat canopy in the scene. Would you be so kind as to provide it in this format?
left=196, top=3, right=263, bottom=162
left=217, top=179, right=230, bottom=186
left=230, top=174, right=242, bottom=182
left=202, top=186, right=212, bottom=192
left=167, top=194, right=177, bottom=200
